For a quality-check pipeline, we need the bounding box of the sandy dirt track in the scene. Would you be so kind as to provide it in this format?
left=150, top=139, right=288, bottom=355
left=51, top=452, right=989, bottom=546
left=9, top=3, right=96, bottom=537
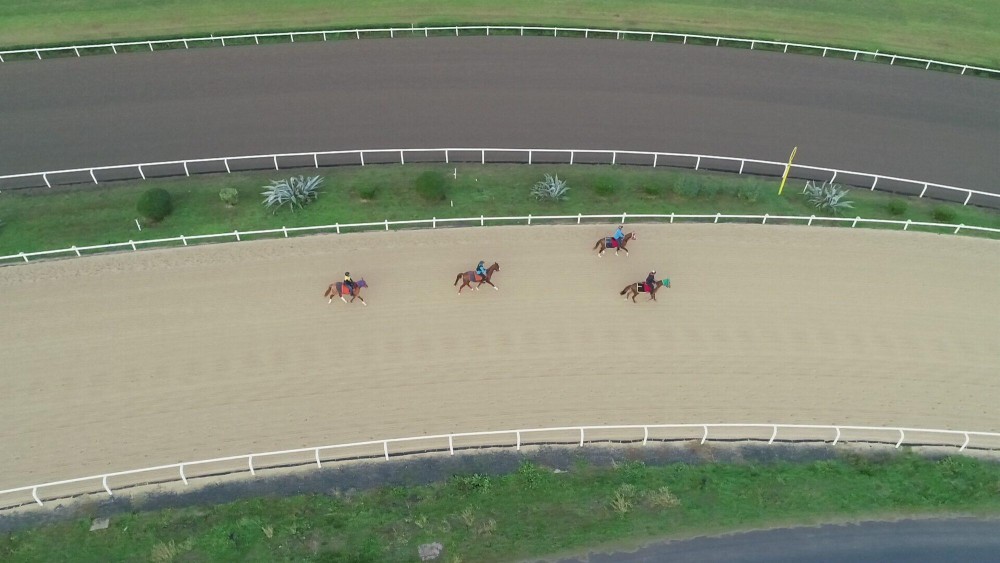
left=1, top=225, right=998, bottom=491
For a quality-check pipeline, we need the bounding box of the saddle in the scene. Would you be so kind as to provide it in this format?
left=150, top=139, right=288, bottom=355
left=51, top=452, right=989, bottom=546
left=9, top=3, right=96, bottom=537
left=605, top=237, right=619, bottom=248
left=340, top=283, right=354, bottom=296
left=470, top=272, right=484, bottom=282
left=637, top=282, right=652, bottom=293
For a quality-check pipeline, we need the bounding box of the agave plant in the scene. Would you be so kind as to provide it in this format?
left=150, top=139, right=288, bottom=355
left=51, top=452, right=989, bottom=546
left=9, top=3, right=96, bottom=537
left=261, top=175, right=324, bottom=213
left=802, top=180, right=854, bottom=214
left=531, top=174, right=570, bottom=201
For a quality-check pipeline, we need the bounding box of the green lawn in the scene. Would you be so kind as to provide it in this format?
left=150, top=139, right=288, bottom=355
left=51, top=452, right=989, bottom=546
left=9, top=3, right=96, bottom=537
left=3, top=453, right=1000, bottom=562
left=2, top=165, right=998, bottom=258
left=2, top=1, right=998, bottom=68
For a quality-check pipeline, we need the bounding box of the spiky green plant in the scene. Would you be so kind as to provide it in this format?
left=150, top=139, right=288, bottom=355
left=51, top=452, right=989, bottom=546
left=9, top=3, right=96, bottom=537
left=531, top=174, right=570, bottom=201
left=802, top=180, right=854, bottom=214
left=261, top=175, right=323, bottom=213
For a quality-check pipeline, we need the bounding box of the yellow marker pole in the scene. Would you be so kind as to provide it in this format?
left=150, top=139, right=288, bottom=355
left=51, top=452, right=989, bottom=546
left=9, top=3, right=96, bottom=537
left=778, top=146, right=798, bottom=195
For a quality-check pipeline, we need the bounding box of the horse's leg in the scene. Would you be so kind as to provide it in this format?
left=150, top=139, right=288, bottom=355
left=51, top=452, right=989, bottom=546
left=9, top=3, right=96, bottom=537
left=483, top=279, right=498, bottom=291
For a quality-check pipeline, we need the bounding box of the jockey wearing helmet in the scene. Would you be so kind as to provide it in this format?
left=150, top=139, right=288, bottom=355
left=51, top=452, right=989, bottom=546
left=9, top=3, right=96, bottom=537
left=612, top=225, right=625, bottom=245
left=344, top=271, right=356, bottom=293
left=475, top=260, right=488, bottom=280
left=645, top=270, right=656, bottom=288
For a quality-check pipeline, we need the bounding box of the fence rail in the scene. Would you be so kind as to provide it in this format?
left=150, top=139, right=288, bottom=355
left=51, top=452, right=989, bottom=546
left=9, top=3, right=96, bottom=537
left=2, top=147, right=997, bottom=209
left=1, top=25, right=996, bottom=78
left=2, top=212, right=997, bottom=265
left=2, top=422, right=999, bottom=509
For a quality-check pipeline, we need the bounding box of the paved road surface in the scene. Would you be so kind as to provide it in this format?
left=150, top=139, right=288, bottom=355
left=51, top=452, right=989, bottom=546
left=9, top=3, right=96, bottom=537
left=558, top=518, right=1000, bottom=562
left=1, top=38, right=998, bottom=192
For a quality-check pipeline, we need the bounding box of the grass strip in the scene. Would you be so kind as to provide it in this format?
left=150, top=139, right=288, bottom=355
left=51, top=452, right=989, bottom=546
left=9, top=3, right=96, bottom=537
left=2, top=453, right=1000, bottom=561
left=1, top=1, right=998, bottom=69
left=2, top=165, right=998, bottom=257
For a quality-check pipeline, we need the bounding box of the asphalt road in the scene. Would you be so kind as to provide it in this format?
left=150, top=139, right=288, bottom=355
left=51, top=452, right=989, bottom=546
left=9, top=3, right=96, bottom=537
left=557, top=518, right=1000, bottom=563
left=1, top=38, right=998, bottom=192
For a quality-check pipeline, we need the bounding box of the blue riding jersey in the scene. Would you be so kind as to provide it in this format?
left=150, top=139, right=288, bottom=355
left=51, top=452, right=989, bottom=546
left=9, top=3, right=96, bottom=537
left=613, top=227, right=624, bottom=241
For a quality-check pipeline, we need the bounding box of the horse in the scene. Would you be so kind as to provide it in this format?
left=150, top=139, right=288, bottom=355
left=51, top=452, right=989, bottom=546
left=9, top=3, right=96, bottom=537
left=620, top=278, right=670, bottom=303
left=324, top=278, right=368, bottom=306
left=454, top=262, right=500, bottom=294
left=594, top=232, right=636, bottom=256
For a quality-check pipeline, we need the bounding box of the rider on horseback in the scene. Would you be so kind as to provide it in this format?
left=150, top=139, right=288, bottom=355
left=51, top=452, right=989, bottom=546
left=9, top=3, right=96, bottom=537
left=475, top=260, right=488, bottom=281
left=344, top=271, right=357, bottom=294
left=645, top=270, right=656, bottom=290
left=612, top=225, right=625, bottom=246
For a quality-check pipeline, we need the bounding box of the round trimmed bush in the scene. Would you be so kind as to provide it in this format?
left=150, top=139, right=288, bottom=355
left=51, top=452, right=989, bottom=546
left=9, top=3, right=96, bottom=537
left=219, top=187, right=239, bottom=207
left=932, top=205, right=958, bottom=223
left=886, top=199, right=908, bottom=216
left=414, top=171, right=448, bottom=202
left=137, top=188, right=173, bottom=222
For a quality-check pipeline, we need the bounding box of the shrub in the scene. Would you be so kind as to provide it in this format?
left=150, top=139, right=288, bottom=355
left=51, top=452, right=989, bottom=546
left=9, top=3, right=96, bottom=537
left=414, top=170, right=448, bottom=202
left=642, top=185, right=662, bottom=197
left=737, top=185, right=760, bottom=203
left=531, top=174, right=570, bottom=201
left=932, top=205, right=958, bottom=223
left=592, top=175, right=619, bottom=197
left=886, top=199, right=908, bottom=216
left=609, top=484, right=638, bottom=515
left=358, top=185, right=378, bottom=201
left=645, top=486, right=681, bottom=509
left=219, top=187, right=239, bottom=207
left=674, top=176, right=701, bottom=198
left=137, top=188, right=173, bottom=222
left=261, top=175, right=323, bottom=214
left=452, top=473, right=491, bottom=494
left=802, top=180, right=854, bottom=214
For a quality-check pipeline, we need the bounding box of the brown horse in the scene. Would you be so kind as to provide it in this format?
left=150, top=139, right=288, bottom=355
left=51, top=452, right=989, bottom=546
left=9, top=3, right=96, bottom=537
left=620, top=278, right=670, bottom=303
left=594, top=232, right=636, bottom=256
left=454, top=262, right=500, bottom=294
left=324, top=278, right=368, bottom=305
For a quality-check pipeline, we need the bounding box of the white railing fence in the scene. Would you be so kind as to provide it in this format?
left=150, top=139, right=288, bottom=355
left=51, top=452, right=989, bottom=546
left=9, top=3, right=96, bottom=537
left=2, top=147, right=997, bottom=208
left=1, top=25, right=996, bottom=78
left=2, top=423, right=999, bottom=509
left=2, top=212, right=997, bottom=265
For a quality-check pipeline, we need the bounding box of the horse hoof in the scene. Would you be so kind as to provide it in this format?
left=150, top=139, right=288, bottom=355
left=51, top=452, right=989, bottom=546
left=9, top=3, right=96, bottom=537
left=494, top=286, right=499, bottom=291
left=340, top=298, right=346, bottom=303
left=328, top=299, right=332, bottom=304
left=362, top=302, right=367, bottom=306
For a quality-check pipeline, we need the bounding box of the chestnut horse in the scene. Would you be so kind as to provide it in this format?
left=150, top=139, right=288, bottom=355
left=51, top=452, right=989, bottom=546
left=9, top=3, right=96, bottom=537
left=594, top=232, right=636, bottom=256
left=455, top=262, right=500, bottom=294
left=620, top=278, right=670, bottom=302
left=324, top=278, right=368, bottom=305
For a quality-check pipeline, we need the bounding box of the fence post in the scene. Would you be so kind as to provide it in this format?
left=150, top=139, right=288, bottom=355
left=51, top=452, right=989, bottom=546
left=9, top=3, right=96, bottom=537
left=400, top=150, right=404, bottom=164
left=695, top=156, right=701, bottom=170
left=870, top=177, right=878, bottom=190
left=74, top=47, right=80, bottom=57
left=570, top=150, right=574, bottom=165
left=181, top=235, right=187, bottom=246
left=138, top=165, right=146, bottom=180
left=643, top=426, right=649, bottom=445
left=919, top=183, right=928, bottom=197
left=612, top=151, right=617, bottom=165
left=961, top=433, right=970, bottom=451
left=315, top=449, right=322, bottom=468
left=234, top=230, right=241, bottom=241
left=148, top=41, right=154, bottom=51
left=528, top=150, right=532, bottom=165
left=481, top=149, right=485, bottom=164
left=32, top=487, right=42, bottom=506
left=516, top=431, right=522, bottom=450
left=314, top=153, right=319, bottom=168
left=383, top=441, right=389, bottom=460
left=621, top=211, right=627, bottom=224
left=577, top=213, right=581, bottom=224
left=445, top=149, right=449, bottom=164
left=360, top=151, right=365, bottom=166
left=72, top=246, right=80, bottom=257
left=963, top=191, right=972, bottom=206
left=579, top=428, right=585, bottom=447
left=102, top=476, right=112, bottom=496
left=701, top=425, right=708, bottom=444
left=527, top=214, right=532, bottom=225
left=808, top=215, right=815, bottom=226
left=385, top=219, right=389, bottom=231
left=273, top=156, right=279, bottom=170
left=248, top=456, right=255, bottom=475
left=448, top=435, right=454, bottom=455
left=833, top=427, right=841, bottom=445
left=653, top=153, right=658, bottom=167
left=432, top=217, right=436, bottom=228
left=714, top=213, right=720, bottom=224
left=670, top=212, right=674, bottom=223
left=43, top=173, right=51, bottom=188
left=895, top=429, right=904, bottom=448
left=20, top=252, right=28, bottom=263
left=183, top=162, right=190, bottom=177
left=480, top=215, right=484, bottom=226
left=769, top=425, right=778, bottom=444
left=35, top=49, right=42, bottom=60
left=852, top=216, right=860, bottom=228
left=179, top=465, right=188, bottom=485
left=903, top=219, right=911, bottom=231
left=954, top=224, right=963, bottom=234
left=129, top=240, right=136, bottom=251
left=739, top=160, right=745, bottom=174
left=282, top=226, right=288, bottom=238
left=90, top=169, right=98, bottom=184
left=762, top=214, right=768, bottom=224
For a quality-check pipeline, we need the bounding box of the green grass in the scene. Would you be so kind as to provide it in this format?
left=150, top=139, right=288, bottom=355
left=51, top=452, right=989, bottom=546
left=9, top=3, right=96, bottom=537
left=2, top=165, right=998, bottom=257
left=1, top=1, right=998, bottom=68
left=3, top=453, right=1000, bottom=561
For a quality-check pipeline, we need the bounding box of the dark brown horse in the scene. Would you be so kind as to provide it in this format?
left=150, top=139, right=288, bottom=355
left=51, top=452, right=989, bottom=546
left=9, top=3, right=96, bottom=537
left=454, top=262, right=500, bottom=294
left=324, top=278, right=368, bottom=305
left=620, top=278, right=670, bottom=302
left=594, top=232, right=636, bottom=256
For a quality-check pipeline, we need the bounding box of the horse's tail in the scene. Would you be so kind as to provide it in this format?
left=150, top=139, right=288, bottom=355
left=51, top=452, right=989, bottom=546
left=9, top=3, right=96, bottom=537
left=324, top=285, right=333, bottom=298
left=594, top=239, right=602, bottom=250
left=454, top=273, right=463, bottom=286
left=619, top=285, right=630, bottom=295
